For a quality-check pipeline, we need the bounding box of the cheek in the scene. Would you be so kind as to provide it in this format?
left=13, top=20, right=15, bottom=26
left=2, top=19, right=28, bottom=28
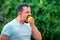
left=24, top=13, right=28, bottom=17
left=22, top=14, right=27, bottom=18
left=22, top=13, right=28, bottom=18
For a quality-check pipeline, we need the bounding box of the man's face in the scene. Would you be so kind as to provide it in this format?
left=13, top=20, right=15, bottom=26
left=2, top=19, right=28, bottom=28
left=20, top=6, right=31, bottom=21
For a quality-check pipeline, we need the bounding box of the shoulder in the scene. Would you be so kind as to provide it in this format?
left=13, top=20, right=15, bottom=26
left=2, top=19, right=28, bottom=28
left=3, top=23, right=12, bottom=29
left=1, top=23, right=12, bottom=37
left=4, top=19, right=16, bottom=27
left=1, top=19, right=15, bottom=32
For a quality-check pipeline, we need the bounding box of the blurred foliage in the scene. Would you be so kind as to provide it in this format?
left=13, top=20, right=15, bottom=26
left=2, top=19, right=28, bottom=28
left=0, top=0, right=60, bottom=40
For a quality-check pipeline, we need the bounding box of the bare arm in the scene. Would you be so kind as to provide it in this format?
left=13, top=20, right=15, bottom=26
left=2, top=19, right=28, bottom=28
left=31, top=24, right=42, bottom=40
left=0, top=34, right=9, bottom=40
left=29, top=18, right=42, bottom=40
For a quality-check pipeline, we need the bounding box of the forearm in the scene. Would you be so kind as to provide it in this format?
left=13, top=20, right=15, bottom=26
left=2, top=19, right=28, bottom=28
left=30, top=24, right=42, bottom=40
left=29, top=17, right=42, bottom=40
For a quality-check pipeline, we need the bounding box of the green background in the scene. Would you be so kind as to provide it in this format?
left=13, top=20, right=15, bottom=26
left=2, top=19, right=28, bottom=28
left=0, top=0, right=60, bottom=40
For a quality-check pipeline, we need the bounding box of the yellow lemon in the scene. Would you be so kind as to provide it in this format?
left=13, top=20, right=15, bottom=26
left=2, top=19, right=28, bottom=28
left=27, top=16, right=32, bottom=22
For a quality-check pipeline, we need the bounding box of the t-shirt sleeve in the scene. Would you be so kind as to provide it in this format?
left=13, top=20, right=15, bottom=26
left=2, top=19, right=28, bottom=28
left=1, top=24, right=12, bottom=36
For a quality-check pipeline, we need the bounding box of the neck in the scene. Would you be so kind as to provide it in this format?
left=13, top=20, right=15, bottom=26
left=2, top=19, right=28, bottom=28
left=16, top=16, right=24, bottom=24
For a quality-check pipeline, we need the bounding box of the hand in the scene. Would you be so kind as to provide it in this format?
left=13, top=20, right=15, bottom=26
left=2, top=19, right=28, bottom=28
left=28, top=17, right=34, bottom=25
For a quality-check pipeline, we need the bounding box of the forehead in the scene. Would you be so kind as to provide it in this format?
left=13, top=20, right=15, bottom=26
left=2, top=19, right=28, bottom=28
left=23, top=6, right=30, bottom=11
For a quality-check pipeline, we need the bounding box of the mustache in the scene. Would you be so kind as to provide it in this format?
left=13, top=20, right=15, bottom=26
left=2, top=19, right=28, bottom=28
left=27, top=15, right=31, bottom=18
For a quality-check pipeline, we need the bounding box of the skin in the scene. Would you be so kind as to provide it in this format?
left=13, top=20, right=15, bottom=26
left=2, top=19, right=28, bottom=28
left=0, top=6, right=42, bottom=40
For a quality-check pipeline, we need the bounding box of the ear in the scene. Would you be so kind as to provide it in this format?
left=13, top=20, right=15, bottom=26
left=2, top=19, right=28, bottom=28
left=18, top=12, right=21, bottom=15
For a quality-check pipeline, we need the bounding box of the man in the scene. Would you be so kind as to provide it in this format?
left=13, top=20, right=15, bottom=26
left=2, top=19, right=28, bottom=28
left=0, top=3, right=42, bottom=40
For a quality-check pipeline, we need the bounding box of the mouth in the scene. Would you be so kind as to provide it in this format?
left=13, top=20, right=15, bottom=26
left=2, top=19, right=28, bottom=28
left=27, top=15, right=31, bottom=20
left=24, top=15, right=31, bottom=23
